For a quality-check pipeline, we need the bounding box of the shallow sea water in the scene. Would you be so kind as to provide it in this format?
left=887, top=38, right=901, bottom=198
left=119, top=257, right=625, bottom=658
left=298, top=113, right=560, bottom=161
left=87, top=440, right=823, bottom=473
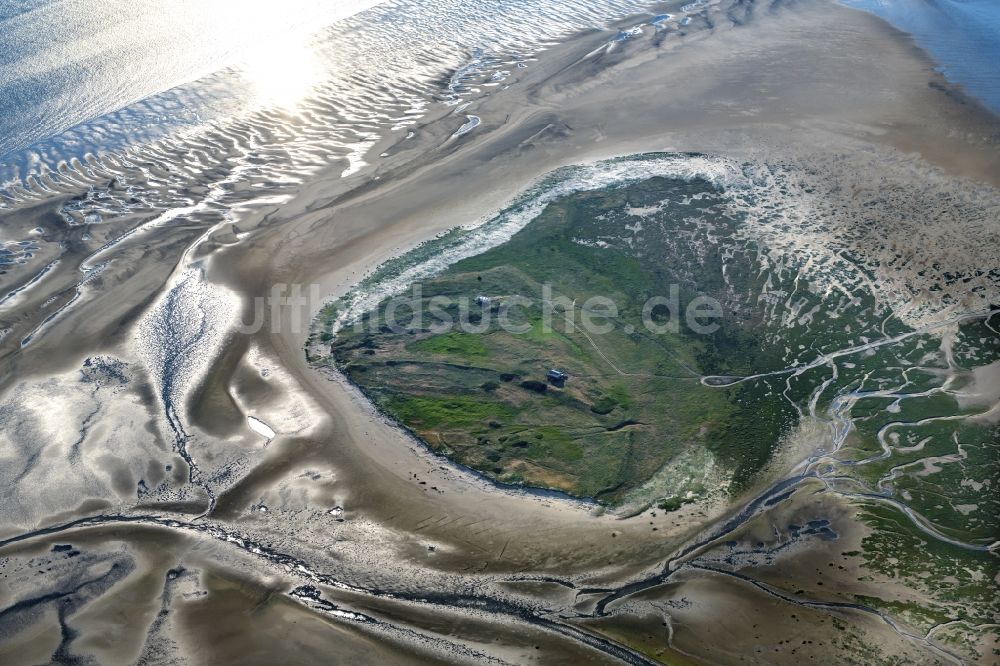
left=842, top=0, right=1000, bottom=113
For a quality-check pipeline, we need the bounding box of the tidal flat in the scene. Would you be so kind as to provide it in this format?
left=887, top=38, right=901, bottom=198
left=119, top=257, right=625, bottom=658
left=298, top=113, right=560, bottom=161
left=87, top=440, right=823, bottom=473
left=0, top=0, right=998, bottom=663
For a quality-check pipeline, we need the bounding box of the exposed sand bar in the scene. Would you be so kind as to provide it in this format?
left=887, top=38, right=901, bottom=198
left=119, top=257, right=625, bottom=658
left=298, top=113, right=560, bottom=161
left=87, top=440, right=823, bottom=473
left=0, top=0, right=997, bottom=663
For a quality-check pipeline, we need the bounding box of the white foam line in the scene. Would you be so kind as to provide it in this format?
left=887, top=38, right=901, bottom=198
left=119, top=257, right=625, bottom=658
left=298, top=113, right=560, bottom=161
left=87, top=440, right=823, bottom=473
left=328, top=153, right=745, bottom=335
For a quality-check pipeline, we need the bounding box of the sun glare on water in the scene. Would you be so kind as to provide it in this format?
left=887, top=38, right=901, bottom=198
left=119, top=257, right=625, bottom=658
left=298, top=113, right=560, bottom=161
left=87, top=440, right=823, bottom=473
left=205, top=0, right=385, bottom=111
left=236, top=32, right=326, bottom=110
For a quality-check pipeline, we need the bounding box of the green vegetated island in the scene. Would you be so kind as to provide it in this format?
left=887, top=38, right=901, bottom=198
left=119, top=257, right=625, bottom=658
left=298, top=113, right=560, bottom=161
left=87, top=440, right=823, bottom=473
left=321, top=176, right=800, bottom=506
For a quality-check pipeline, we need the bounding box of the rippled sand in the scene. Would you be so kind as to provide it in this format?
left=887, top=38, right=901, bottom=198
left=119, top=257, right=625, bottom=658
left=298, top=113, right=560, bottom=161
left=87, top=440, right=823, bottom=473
left=1, top=0, right=998, bottom=663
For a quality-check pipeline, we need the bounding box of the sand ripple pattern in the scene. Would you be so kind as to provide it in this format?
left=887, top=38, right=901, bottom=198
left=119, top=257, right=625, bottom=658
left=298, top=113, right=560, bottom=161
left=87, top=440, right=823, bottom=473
left=0, top=0, right=673, bottom=200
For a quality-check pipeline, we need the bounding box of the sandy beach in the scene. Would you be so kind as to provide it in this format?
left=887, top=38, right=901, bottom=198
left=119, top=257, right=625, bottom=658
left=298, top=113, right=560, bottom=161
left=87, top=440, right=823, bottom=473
left=1, top=0, right=998, bottom=663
